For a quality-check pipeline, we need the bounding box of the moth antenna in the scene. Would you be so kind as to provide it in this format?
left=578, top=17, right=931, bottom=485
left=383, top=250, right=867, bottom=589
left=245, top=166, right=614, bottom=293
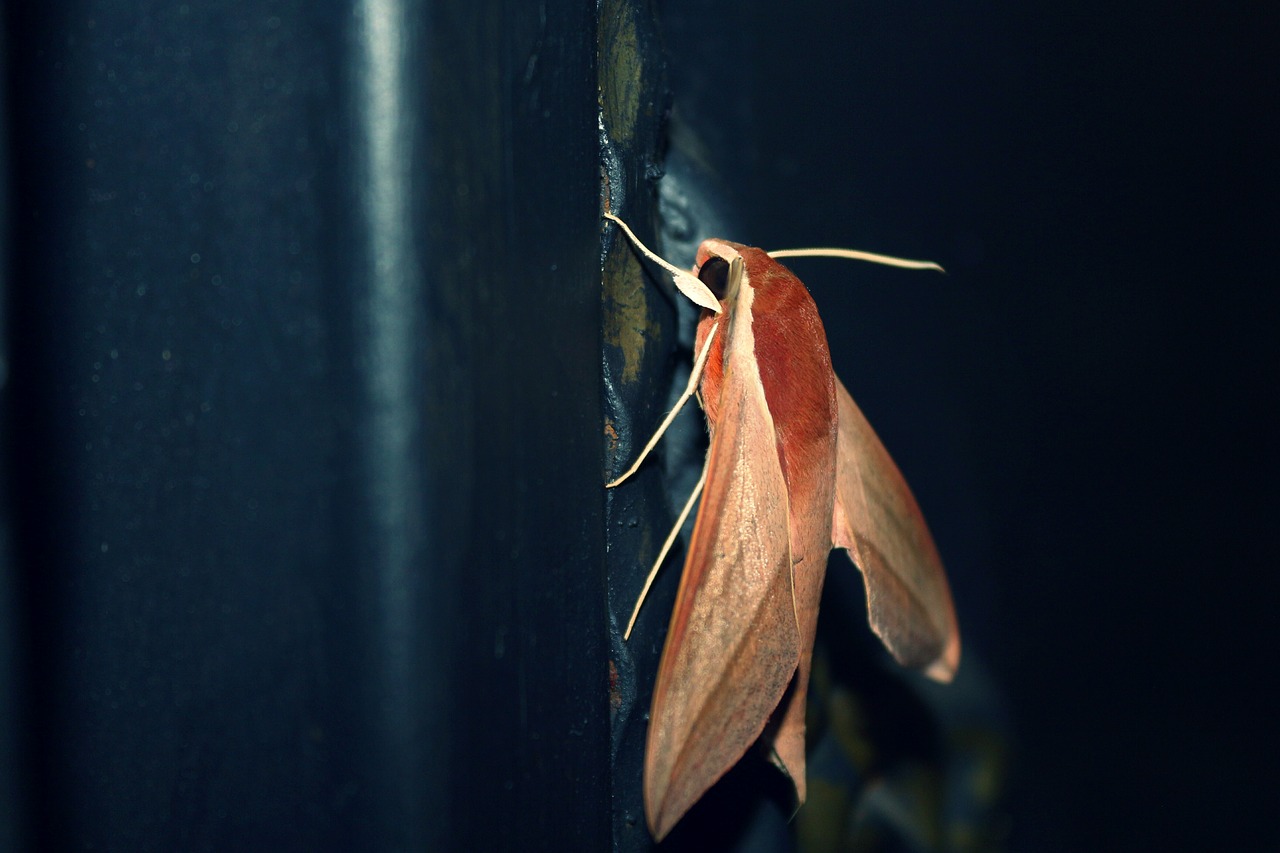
left=604, top=212, right=724, bottom=312
left=767, top=247, right=944, bottom=273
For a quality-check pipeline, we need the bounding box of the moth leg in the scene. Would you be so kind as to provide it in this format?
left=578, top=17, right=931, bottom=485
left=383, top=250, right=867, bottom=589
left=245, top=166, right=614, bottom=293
left=623, top=461, right=708, bottom=640
left=606, top=324, right=718, bottom=488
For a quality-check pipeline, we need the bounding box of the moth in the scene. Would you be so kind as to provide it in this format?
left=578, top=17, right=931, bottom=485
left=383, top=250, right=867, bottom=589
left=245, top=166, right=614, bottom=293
left=605, top=213, right=960, bottom=841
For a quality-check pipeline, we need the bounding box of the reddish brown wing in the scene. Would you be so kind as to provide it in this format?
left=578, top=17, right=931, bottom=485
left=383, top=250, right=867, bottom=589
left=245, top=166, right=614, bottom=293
left=643, top=300, right=800, bottom=841
left=726, top=250, right=840, bottom=808
left=830, top=377, right=960, bottom=681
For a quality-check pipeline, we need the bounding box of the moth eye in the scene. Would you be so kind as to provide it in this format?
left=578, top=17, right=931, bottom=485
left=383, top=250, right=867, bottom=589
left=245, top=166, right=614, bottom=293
left=698, top=257, right=731, bottom=300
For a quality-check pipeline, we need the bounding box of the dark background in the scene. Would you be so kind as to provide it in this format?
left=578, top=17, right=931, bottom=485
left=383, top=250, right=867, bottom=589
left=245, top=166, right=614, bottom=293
left=2, top=1, right=1275, bottom=851
left=661, top=1, right=1276, bottom=849
left=2, top=1, right=607, bottom=850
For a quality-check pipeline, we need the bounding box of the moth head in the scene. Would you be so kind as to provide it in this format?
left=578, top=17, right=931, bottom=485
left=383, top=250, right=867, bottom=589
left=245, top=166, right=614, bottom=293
left=694, top=241, right=745, bottom=307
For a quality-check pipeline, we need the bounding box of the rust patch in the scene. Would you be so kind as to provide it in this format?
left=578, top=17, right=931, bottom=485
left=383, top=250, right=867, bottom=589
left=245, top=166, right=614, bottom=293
left=598, top=0, right=641, bottom=147
left=602, top=244, right=651, bottom=384
left=609, top=659, right=623, bottom=715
